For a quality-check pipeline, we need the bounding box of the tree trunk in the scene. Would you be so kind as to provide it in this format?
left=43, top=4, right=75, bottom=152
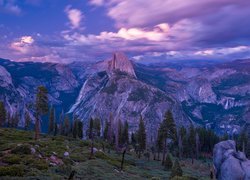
left=157, top=151, right=160, bottom=161
left=120, top=149, right=126, bottom=170
left=89, top=139, right=94, bottom=159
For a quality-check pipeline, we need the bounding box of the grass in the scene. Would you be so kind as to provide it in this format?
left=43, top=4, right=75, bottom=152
left=0, top=128, right=211, bottom=179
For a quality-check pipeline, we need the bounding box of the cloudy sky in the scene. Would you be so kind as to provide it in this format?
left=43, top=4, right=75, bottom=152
left=0, top=0, right=250, bottom=63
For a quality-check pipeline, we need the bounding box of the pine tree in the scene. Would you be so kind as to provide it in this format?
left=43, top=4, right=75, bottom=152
left=156, top=127, right=164, bottom=160
left=73, top=119, right=79, bottom=138
left=89, top=118, right=94, bottom=139
left=117, top=119, right=123, bottom=147
left=164, top=154, right=173, bottom=170
left=195, top=132, right=200, bottom=159
left=107, top=113, right=114, bottom=145
left=94, top=118, right=101, bottom=137
left=59, top=110, right=64, bottom=135
left=78, top=121, right=83, bottom=139
left=35, top=86, right=49, bottom=140
left=48, top=106, right=55, bottom=134
left=103, top=119, right=109, bottom=140
left=131, top=132, right=136, bottom=146
left=0, top=101, right=6, bottom=126
left=188, top=124, right=196, bottom=163
left=12, top=112, right=19, bottom=128
left=170, top=159, right=183, bottom=178
left=64, top=115, right=70, bottom=136
left=137, top=115, right=146, bottom=158
left=24, top=111, right=31, bottom=130
left=122, top=120, right=129, bottom=145
left=54, top=123, right=58, bottom=136
left=160, top=110, right=177, bottom=165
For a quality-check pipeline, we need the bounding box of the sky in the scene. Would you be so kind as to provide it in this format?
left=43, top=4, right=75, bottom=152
left=0, top=0, right=250, bottom=63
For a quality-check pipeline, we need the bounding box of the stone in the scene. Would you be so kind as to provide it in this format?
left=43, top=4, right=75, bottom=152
left=64, top=151, right=69, bottom=157
left=30, top=147, right=36, bottom=154
left=213, top=140, right=250, bottom=180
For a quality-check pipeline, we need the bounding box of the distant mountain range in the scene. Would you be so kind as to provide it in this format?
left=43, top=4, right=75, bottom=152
left=0, top=53, right=249, bottom=139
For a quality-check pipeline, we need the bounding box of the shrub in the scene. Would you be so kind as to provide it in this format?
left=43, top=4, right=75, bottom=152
left=0, top=165, right=24, bottom=176
left=11, top=144, right=31, bottom=155
left=170, top=159, right=183, bottom=178
left=164, top=154, right=173, bottom=170
left=2, top=154, right=22, bottom=164
left=32, top=159, right=49, bottom=170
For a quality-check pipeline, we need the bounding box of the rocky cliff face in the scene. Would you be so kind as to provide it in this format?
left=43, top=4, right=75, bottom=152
left=135, top=59, right=250, bottom=135
left=69, top=54, right=189, bottom=141
left=0, top=59, right=80, bottom=127
left=0, top=55, right=249, bottom=136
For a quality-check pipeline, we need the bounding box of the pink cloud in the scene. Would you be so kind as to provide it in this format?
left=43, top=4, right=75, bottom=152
left=65, top=6, right=84, bottom=29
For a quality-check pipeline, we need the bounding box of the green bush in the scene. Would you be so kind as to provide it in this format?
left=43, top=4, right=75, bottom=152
left=2, top=154, right=22, bottom=164
left=164, top=154, right=173, bottom=170
left=11, top=144, right=31, bottom=155
left=0, top=165, right=24, bottom=176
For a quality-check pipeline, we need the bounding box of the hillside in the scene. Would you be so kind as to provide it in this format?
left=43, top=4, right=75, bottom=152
left=0, top=128, right=211, bottom=179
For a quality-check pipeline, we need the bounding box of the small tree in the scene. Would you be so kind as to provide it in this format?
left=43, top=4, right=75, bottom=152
left=54, top=123, right=58, bottom=136
left=160, top=110, right=177, bottom=165
left=88, top=118, right=94, bottom=139
left=48, top=106, right=55, bottom=134
left=137, top=115, right=146, bottom=158
left=164, top=154, right=173, bottom=170
left=64, top=115, right=70, bottom=136
left=78, top=121, right=83, bottom=139
left=24, top=111, right=31, bottom=130
left=0, top=101, right=6, bottom=126
left=103, top=119, right=109, bottom=140
left=35, top=86, right=49, bottom=140
left=73, top=119, right=79, bottom=138
left=122, top=120, right=129, bottom=145
left=170, top=159, right=183, bottom=178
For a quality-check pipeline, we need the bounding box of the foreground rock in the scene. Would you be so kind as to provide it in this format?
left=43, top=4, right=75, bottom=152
left=213, top=140, right=250, bottom=180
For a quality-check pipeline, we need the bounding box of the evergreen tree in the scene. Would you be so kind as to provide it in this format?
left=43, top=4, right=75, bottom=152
left=160, top=110, right=177, bottom=165
left=188, top=124, right=196, bottom=162
left=35, top=86, right=49, bottom=140
left=54, top=123, right=58, bottom=136
left=170, top=159, right=183, bottom=178
left=0, top=101, right=6, bottom=126
left=89, top=118, right=94, bottom=139
left=73, top=119, right=79, bottom=138
left=93, top=118, right=101, bottom=137
left=78, top=121, right=83, bottom=139
left=131, top=132, right=136, bottom=146
left=48, top=106, right=55, bottom=134
left=64, top=115, right=70, bottom=136
left=122, top=120, right=129, bottom=145
left=195, top=132, right=200, bottom=159
left=107, top=113, right=114, bottom=144
left=24, top=111, right=31, bottom=130
left=164, top=154, right=173, bottom=170
left=137, top=115, right=146, bottom=158
left=12, top=112, right=19, bottom=128
left=103, top=119, right=109, bottom=140
left=156, top=127, right=164, bottom=160
left=59, top=110, right=64, bottom=135
left=117, top=119, right=123, bottom=146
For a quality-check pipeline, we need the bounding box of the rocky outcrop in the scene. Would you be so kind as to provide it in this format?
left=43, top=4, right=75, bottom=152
left=213, top=140, right=250, bottom=180
left=108, top=52, right=137, bottom=78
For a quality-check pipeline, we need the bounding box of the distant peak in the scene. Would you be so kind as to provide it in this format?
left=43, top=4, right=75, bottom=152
left=108, top=52, right=136, bottom=78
